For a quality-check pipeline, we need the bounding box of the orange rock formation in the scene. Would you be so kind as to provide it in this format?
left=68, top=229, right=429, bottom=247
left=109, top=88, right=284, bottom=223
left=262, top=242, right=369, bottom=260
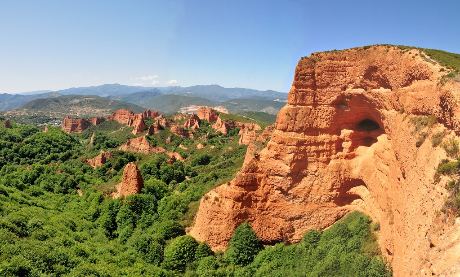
left=113, top=162, right=144, bottom=198
left=89, top=117, right=105, bottom=126
left=119, top=136, right=165, bottom=154
left=62, top=116, right=91, bottom=133
left=170, top=124, right=190, bottom=137
left=197, top=107, right=219, bottom=122
left=184, top=114, right=200, bottom=130
left=86, top=151, right=112, bottom=168
left=190, top=46, right=460, bottom=276
left=108, top=109, right=135, bottom=125
left=130, top=114, right=147, bottom=135
left=212, top=116, right=235, bottom=135
left=143, top=109, right=160, bottom=118
left=237, top=122, right=262, bottom=145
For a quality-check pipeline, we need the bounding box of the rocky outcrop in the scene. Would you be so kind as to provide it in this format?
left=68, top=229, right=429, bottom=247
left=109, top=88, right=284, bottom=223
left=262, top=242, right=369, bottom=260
left=143, top=109, right=160, bottom=119
left=86, top=151, right=112, bottom=168
left=113, top=162, right=143, bottom=198
left=108, top=109, right=135, bottom=125
left=89, top=117, right=104, bottom=126
left=62, top=116, right=91, bottom=133
left=197, top=107, right=219, bottom=122
left=155, top=115, right=169, bottom=128
left=171, top=124, right=190, bottom=138
left=148, top=121, right=162, bottom=135
left=237, top=123, right=262, bottom=145
left=119, top=136, right=165, bottom=154
left=167, top=152, right=185, bottom=164
left=212, top=117, right=235, bottom=135
left=242, top=125, right=274, bottom=167
left=130, top=114, right=147, bottom=135
left=184, top=114, right=200, bottom=130
left=190, top=46, right=460, bottom=276
left=107, top=109, right=162, bottom=135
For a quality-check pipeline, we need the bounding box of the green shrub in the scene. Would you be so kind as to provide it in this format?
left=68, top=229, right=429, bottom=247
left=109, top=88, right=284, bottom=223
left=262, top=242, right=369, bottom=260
left=225, top=222, right=263, bottom=266
left=191, top=154, right=212, bottom=166
left=162, top=235, right=199, bottom=272
left=437, top=159, right=460, bottom=175
left=195, top=242, right=213, bottom=260
left=196, top=256, right=220, bottom=276
left=0, top=255, right=38, bottom=277
left=99, top=200, right=120, bottom=239
left=442, top=138, right=460, bottom=158
left=431, top=131, right=445, bottom=147
left=154, top=220, right=185, bottom=241
left=142, top=178, right=171, bottom=201
left=130, top=233, right=164, bottom=265
left=410, top=115, right=437, bottom=133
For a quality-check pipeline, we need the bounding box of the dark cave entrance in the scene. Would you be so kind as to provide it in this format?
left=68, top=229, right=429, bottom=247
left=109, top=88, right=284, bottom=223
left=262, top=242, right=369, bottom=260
left=356, top=119, right=381, bottom=132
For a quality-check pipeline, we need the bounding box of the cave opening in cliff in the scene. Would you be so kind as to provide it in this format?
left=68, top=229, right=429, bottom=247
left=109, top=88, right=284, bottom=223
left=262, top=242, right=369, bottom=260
left=333, top=179, right=366, bottom=206
left=356, top=119, right=380, bottom=131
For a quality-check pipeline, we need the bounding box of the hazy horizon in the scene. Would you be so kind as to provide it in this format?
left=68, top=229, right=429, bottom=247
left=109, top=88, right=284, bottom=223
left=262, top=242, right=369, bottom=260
left=4, top=83, right=290, bottom=95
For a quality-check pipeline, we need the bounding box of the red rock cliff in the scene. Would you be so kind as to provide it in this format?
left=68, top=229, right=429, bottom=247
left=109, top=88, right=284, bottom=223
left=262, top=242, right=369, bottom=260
left=108, top=109, right=135, bottom=125
left=197, top=107, right=219, bottom=122
left=62, top=116, right=91, bottom=133
left=190, top=46, right=460, bottom=276
left=86, top=151, right=112, bottom=168
left=113, top=162, right=144, bottom=198
left=119, top=136, right=165, bottom=154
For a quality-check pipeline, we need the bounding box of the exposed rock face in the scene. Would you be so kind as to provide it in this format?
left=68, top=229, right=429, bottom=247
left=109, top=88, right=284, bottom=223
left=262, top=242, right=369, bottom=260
left=130, top=114, right=147, bottom=135
left=108, top=109, right=161, bottom=135
left=86, top=151, right=112, bottom=168
left=62, top=116, right=91, bottom=133
left=89, top=117, right=104, bottom=126
left=190, top=46, right=460, bottom=276
left=155, top=115, right=169, bottom=128
left=212, top=116, right=234, bottom=135
left=119, top=136, right=165, bottom=154
left=148, top=122, right=161, bottom=135
left=171, top=124, right=190, bottom=137
left=167, top=152, right=185, bottom=164
left=237, top=123, right=262, bottom=145
left=197, top=107, right=219, bottom=122
left=108, top=109, right=135, bottom=125
left=184, top=114, right=200, bottom=130
left=113, top=162, right=144, bottom=198
left=143, top=109, right=160, bottom=119
left=242, top=125, right=274, bottom=167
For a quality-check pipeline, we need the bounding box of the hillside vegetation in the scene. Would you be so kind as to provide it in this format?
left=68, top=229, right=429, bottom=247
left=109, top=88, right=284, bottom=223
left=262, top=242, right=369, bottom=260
left=0, top=117, right=390, bottom=276
left=11, top=95, right=144, bottom=118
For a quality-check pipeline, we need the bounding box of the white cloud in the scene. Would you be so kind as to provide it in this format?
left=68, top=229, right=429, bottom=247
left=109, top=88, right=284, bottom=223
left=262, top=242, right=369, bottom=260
left=131, top=75, right=160, bottom=86
left=135, top=75, right=159, bottom=81
left=167, top=79, right=178, bottom=85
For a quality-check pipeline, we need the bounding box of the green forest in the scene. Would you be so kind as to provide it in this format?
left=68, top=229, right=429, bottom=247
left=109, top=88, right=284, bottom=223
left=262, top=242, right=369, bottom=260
left=0, top=118, right=391, bottom=276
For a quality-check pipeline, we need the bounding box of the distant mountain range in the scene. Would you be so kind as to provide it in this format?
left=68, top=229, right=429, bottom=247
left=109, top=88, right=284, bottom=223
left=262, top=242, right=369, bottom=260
left=6, top=95, right=144, bottom=118
left=0, top=83, right=287, bottom=116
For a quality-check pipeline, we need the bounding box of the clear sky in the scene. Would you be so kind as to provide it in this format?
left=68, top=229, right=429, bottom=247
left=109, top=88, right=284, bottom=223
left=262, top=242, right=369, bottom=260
left=0, top=0, right=459, bottom=93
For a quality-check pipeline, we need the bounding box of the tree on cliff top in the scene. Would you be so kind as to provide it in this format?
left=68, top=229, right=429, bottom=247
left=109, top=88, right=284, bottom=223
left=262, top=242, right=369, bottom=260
left=225, top=222, right=263, bottom=266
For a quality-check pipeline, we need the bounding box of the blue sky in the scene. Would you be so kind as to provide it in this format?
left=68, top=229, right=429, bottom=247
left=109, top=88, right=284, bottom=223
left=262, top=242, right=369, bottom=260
left=0, top=0, right=459, bottom=93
